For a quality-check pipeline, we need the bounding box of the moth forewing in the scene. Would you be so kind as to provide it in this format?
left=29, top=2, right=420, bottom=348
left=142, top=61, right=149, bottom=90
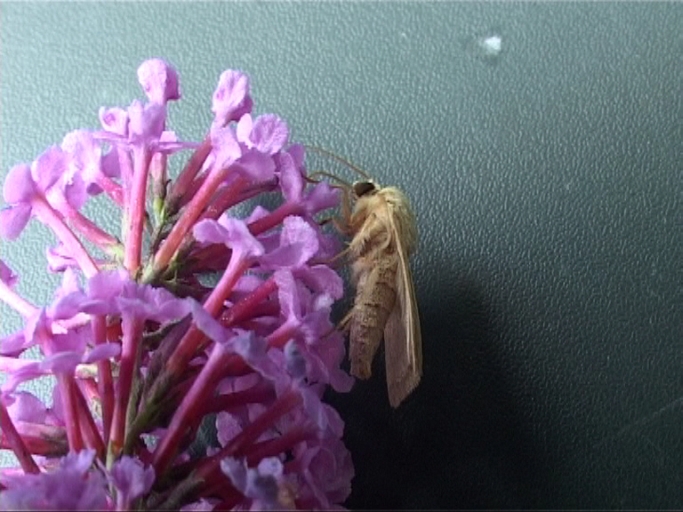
left=383, top=208, right=422, bottom=408
left=347, top=184, right=423, bottom=408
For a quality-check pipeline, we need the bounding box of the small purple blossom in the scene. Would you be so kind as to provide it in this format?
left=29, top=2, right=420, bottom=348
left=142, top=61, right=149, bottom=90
left=0, top=58, right=354, bottom=511
left=212, top=69, right=253, bottom=126
left=109, top=456, right=155, bottom=504
left=0, top=449, right=109, bottom=510
left=221, top=456, right=292, bottom=510
left=236, top=114, right=289, bottom=156
left=0, top=259, right=17, bottom=287
left=137, top=58, right=181, bottom=105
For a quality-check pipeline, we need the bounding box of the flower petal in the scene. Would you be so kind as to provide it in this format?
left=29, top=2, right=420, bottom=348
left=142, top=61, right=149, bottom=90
left=109, top=456, right=155, bottom=503
left=212, top=70, right=253, bottom=126
left=0, top=204, right=33, bottom=240
left=137, top=58, right=181, bottom=104
left=3, top=164, right=37, bottom=204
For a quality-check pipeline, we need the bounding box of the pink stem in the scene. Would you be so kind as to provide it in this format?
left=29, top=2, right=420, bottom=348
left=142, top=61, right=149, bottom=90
left=195, top=390, right=302, bottom=481
left=219, top=276, right=277, bottom=328
left=265, top=322, right=297, bottom=349
left=243, top=425, right=312, bottom=464
left=96, top=174, right=124, bottom=207
left=92, top=316, right=114, bottom=445
left=74, top=380, right=105, bottom=460
left=198, top=175, right=249, bottom=222
left=0, top=279, right=38, bottom=319
left=151, top=165, right=234, bottom=279
left=203, top=381, right=274, bottom=416
left=164, top=256, right=251, bottom=379
left=31, top=197, right=99, bottom=278
left=167, top=135, right=212, bottom=211
left=152, top=342, right=231, bottom=477
left=109, top=316, right=143, bottom=458
left=117, top=146, right=133, bottom=205
left=0, top=421, right=68, bottom=457
left=151, top=152, right=168, bottom=200
left=64, top=207, right=120, bottom=249
left=0, top=401, right=39, bottom=473
left=124, top=147, right=152, bottom=273
left=57, top=373, right=84, bottom=453
left=247, top=201, right=302, bottom=236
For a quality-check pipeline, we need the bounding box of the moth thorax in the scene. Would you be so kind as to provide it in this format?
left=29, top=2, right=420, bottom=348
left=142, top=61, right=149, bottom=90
left=353, top=180, right=378, bottom=198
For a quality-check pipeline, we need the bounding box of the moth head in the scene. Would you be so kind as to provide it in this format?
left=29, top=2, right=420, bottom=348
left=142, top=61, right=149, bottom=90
left=352, top=180, right=379, bottom=198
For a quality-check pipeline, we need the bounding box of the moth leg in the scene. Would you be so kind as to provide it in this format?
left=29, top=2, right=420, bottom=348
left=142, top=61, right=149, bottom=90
left=318, top=215, right=351, bottom=235
left=314, top=244, right=353, bottom=266
left=318, top=180, right=354, bottom=232
left=337, top=307, right=354, bottom=332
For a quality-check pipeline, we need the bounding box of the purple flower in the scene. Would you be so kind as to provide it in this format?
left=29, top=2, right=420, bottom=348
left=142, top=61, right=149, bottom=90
left=208, top=125, right=242, bottom=171
left=0, top=449, right=109, bottom=510
left=96, top=101, right=187, bottom=156
left=137, top=58, right=181, bottom=105
left=60, top=130, right=113, bottom=197
left=1, top=309, right=121, bottom=393
left=212, top=69, right=253, bottom=126
left=221, top=456, right=293, bottom=510
left=0, top=259, right=17, bottom=287
left=0, top=58, right=355, bottom=511
left=127, top=100, right=167, bottom=148
left=50, top=269, right=191, bottom=323
left=0, top=146, right=64, bottom=240
left=236, top=114, right=289, bottom=156
left=109, top=456, right=155, bottom=504
left=194, top=215, right=265, bottom=262
left=99, top=106, right=129, bottom=137
left=5, top=391, right=48, bottom=424
left=271, top=269, right=352, bottom=393
left=293, top=438, right=354, bottom=509
left=180, top=498, right=218, bottom=511
left=258, top=216, right=320, bottom=269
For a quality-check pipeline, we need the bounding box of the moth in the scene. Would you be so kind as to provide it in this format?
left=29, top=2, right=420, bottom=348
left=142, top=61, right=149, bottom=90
left=307, top=147, right=423, bottom=408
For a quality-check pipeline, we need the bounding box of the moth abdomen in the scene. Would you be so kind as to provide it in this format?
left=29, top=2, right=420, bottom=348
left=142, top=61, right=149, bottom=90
left=349, top=261, right=398, bottom=380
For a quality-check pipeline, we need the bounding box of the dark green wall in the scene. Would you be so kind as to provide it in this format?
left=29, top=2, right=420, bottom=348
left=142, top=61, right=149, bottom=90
left=2, top=2, right=683, bottom=508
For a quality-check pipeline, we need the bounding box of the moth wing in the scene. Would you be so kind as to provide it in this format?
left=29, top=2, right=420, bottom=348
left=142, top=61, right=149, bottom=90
left=383, top=209, right=423, bottom=408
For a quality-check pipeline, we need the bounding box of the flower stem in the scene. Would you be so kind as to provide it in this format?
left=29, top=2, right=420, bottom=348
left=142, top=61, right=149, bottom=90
left=116, top=144, right=133, bottom=198
left=247, top=201, right=302, bottom=236
left=124, top=147, right=152, bottom=274
left=0, top=279, right=38, bottom=319
left=92, top=316, right=114, bottom=445
left=152, top=342, right=230, bottom=478
left=109, top=316, right=143, bottom=462
left=150, top=162, right=233, bottom=280
left=166, top=136, right=212, bottom=214
left=195, top=390, right=302, bottom=481
left=202, top=381, right=274, bottom=416
left=265, top=323, right=297, bottom=349
left=243, top=425, right=312, bottom=464
left=74, top=380, right=105, bottom=460
left=57, top=373, right=85, bottom=453
left=0, top=421, right=68, bottom=457
left=32, top=197, right=100, bottom=278
left=0, top=401, right=40, bottom=473
left=164, top=255, right=251, bottom=380
left=97, top=173, right=124, bottom=207
left=198, top=175, right=249, bottom=222
left=219, top=276, right=277, bottom=327
left=64, top=207, right=120, bottom=250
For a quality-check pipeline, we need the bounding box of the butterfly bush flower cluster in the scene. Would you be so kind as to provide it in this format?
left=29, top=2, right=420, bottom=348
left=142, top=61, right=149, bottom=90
left=0, top=58, right=355, bottom=510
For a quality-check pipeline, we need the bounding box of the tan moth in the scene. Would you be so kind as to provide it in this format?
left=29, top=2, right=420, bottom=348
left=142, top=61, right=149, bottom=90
left=307, top=147, right=423, bottom=408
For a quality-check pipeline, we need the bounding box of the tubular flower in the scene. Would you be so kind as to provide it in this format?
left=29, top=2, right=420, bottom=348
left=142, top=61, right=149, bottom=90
left=0, top=58, right=354, bottom=510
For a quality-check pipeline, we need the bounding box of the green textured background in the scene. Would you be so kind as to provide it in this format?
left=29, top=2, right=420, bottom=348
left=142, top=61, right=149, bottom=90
left=2, top=2, right=683, bottom=509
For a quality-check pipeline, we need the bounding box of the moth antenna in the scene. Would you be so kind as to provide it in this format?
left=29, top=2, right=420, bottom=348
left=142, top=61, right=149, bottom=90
left=306, top=170, right=353, bottom=190
left=304, top=145, right=373, bottom=181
